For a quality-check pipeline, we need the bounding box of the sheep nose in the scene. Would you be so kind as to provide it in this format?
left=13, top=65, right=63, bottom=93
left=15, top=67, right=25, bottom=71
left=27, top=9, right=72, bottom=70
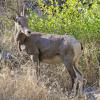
left=28, top=31, right=31, bottom=34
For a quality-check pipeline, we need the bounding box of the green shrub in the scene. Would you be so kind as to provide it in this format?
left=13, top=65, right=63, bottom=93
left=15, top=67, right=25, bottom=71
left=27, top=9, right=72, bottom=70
left=28, top=0, right=100, bottom=43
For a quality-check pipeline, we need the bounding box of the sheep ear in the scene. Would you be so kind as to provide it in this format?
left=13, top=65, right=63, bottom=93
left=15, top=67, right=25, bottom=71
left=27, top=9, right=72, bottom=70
left=11, top=15, right=20, bottom=22
left=10, top=16, right=17, bottom=21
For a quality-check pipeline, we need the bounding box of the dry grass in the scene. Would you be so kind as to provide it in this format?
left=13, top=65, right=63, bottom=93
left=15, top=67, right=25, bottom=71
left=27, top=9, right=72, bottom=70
left=0, top=36, right=100, bottom=100
left=0, top=67, right=68, bottom=100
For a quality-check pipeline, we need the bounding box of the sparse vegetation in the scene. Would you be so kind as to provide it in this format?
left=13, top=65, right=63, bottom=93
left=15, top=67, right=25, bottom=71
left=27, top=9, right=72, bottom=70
left=0, top=0, right=100, bottom=100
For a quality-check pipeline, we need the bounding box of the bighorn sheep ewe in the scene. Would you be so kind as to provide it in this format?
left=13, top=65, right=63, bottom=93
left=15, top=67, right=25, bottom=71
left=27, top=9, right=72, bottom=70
left=13, top=15, right=84, bottom=96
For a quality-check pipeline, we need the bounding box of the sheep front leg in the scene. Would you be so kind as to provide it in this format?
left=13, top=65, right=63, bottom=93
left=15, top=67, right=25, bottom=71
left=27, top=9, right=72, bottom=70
left=30, top=55, right=40, bottom=78
left=17, top=41, right=22, bottom=52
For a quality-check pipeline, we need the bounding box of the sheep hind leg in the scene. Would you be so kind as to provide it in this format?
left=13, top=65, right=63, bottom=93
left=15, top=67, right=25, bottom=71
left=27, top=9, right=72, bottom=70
left=63, top=58, right=78, bottom=97
left=73, top=60, right=85, bottom=97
